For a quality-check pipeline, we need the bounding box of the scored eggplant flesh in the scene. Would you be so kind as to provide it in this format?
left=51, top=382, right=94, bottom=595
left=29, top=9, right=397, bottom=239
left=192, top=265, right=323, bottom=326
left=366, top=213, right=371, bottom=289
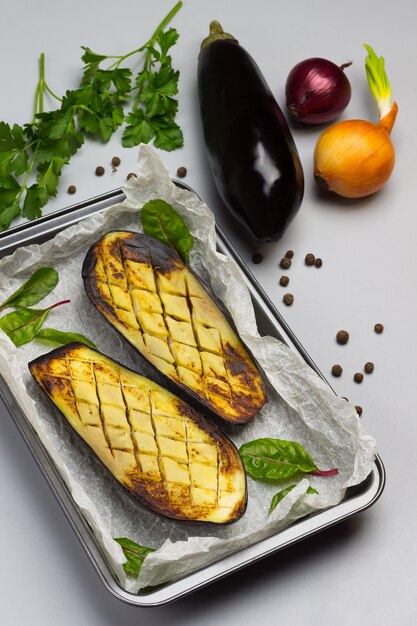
left=82, top=231, right=267, bottom=424
left=29, top=343, right=247, bottom=524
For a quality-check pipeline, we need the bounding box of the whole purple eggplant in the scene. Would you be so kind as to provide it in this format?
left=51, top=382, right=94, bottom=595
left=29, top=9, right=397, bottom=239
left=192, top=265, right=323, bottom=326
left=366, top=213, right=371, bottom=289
left=198, top=21, right=304, bottom=242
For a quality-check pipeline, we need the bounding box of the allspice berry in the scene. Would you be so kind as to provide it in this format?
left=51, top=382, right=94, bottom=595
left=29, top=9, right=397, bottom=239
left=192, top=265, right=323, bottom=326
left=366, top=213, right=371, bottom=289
left=280, top=257, right=292, bottom=269
left=336, top=330, right=349, bottom=345
left=374, top=323, right=384, bottom=334
left=355, top=405, right=363, bottom=417
left=331, top=364, right=343, bottom=377
left=111, top=156, right=121, bottom=167
left=364, top=362, right=374, bottom=374
left=285, top=250, right=294, bottom=259
left=279, top=275, right=289, bottom=287
left=176, top=166, right=187, bottom=178
left=314, top=258, right=323, bottom=268
left=283, top=293, right=294, bottom=306
left=305, top=253, right=315, bottom=266
left=67, top=185, right=76, bottom=194
left=354, top=372, right=364, bottom=384
left=252, top=253, right=263, bottom=264
left=127, top=172, right=137, bottom=180
left=95, top=166, right=105, bottom=176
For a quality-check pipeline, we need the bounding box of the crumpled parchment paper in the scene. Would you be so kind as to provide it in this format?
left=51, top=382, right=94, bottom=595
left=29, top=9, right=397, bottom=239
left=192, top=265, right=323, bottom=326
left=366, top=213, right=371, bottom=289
left=0, top=145, right=377, bottom=592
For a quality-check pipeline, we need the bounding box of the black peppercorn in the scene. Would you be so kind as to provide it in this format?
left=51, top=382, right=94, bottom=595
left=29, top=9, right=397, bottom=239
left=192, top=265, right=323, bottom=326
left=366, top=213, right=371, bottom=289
left=280, top=257, right=292, bottom=269
left=283, top=293, right=294, bottom=306
left=95, top=166, right=105, bottom=176
left=279, top=275, right=289, bottom=287
left=354, top=372, right=364, bottom=384
left=336, top=330, right=349, bottom=345
left=305, top=253, right=315, bottom=266
left=252, top=253, right=263, bottom=264
left=331, top=364, right=343, bottom=377
left=364, top=362, right=374, bottom=374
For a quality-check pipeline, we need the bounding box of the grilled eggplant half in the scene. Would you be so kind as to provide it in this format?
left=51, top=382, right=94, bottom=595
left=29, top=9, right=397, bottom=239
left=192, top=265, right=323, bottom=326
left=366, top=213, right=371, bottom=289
left=82, top=231, right=267, bottom=424
left=29, top=343, right=247, bottom=524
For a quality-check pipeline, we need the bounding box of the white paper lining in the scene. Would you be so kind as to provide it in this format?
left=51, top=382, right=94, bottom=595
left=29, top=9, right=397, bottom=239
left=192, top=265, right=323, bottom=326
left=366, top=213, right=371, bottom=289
left=0, top=145, right=377, bottom=592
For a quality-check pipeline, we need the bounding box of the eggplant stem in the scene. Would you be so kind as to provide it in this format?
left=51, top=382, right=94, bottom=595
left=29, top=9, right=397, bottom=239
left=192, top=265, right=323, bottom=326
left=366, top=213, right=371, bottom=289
left=199, top=20, right=237, bottom=57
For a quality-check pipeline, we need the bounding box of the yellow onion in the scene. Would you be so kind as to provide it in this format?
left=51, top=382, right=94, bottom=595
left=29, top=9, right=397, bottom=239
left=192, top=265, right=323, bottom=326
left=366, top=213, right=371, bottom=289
left=313, top=45, right=398, bottom=199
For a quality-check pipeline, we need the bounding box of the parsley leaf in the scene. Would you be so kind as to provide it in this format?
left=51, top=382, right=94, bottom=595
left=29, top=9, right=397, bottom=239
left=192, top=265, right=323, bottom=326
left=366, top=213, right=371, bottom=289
left=153, top=119, right=183, bottom=152
left=0, top=1, right=184, bottom=232
left=122, top=109, right=155, bottom=147
left=22, top=184, right=49, bottom=220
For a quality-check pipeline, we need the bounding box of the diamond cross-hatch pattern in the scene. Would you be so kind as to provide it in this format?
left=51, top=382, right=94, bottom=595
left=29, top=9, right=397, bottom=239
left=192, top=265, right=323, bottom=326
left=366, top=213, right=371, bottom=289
left=84, top=231, right=266, bottom=423
left=29, top=344, right=247, bottom=522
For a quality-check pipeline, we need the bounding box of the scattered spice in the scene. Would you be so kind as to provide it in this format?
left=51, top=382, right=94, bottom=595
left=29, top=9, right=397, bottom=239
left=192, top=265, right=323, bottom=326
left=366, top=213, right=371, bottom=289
left=127, top=172, right=137, bottom=180
left=285, top=250, right=294, bottom=259
left=331, top=364, right=343, bottom=377
left=374, top=323, right=384, bottom=334
left=305, top=253, right=315, bottom=266
left=283, top=293, right=294, bottom=306
left=176, top=166, right=187, bottom=178
left=314, top=257, right=323, bottom=268
left=354, top=372, right=364, bottom=384
left=336, top=329, right=349, bottom=345
left=95, top=166, right=105, bottom=176
left=67, top=185, right=76, bottom=194
left=111, top=156, right=121, bottom=167
left=280, top=257, right=292, bottom=269
left=279, top=275, right=289, bottom=287
left=252, top=252, right=263, bottom=264
left=355, top=405, right=363, bottom=416
left=364, top=361, right=374, bottom=374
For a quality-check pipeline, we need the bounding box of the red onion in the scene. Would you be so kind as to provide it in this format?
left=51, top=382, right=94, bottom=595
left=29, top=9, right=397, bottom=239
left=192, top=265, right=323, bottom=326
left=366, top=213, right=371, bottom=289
left=285, top=58, right=352, bottom=125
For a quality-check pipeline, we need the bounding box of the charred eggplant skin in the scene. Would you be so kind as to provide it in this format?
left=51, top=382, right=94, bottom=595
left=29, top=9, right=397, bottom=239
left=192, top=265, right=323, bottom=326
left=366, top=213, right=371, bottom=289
left=29, top=342, right=247, bottom=524
left=198, top=22, right=304, bottom=242
left=82, top=231, right=267, bottom=425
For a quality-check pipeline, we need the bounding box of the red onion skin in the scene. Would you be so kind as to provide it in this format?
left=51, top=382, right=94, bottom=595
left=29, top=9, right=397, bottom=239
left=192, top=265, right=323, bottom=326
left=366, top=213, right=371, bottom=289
left=285, top=57, right=352, bottom=125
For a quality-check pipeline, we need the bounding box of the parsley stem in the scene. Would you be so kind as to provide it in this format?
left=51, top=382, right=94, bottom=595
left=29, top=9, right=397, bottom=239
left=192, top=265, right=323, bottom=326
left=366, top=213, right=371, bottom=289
left=108, top=1, right=183, bottom=70
left=39, top=53, right=45, bottom=113
left=33, top=53, right=62, bottom=121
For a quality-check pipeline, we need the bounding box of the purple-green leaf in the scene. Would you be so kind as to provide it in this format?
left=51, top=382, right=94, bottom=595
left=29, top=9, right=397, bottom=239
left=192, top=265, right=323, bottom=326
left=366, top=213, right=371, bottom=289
left=114, top=537, right=155, bottom=578
left=0, top=267, right=58, bottom=311
left=0, top=300, right=70, bottom=346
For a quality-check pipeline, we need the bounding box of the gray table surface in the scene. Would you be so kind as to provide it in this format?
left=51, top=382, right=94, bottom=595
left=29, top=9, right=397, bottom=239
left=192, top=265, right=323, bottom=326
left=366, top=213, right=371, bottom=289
left=1, top=1, right=416, bottom=624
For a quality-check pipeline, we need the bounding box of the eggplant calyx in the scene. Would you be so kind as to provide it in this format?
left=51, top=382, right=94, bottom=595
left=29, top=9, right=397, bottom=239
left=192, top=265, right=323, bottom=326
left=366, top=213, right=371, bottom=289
left=199, top=20, right=237, bottom=57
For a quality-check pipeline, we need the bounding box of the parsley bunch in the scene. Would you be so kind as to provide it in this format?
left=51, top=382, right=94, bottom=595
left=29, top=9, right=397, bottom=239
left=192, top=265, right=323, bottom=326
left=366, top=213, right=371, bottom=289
left=0, top=1, right=183, bottom=232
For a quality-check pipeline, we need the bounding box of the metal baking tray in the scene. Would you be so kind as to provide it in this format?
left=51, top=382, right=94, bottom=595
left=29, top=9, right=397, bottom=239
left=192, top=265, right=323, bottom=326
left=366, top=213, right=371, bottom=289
left=0, top=186, right=385, bottom=606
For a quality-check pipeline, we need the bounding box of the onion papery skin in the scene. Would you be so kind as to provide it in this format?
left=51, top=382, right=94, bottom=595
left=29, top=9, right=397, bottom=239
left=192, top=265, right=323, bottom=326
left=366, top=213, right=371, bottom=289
left=286, top=58, right=351, bottom=125
left=313, top=119, right=395, bottom=198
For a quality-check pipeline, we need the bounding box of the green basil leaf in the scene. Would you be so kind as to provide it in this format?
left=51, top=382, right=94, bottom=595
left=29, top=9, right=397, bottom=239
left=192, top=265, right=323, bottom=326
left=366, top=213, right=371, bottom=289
left=239, top=438, right=318, bottom=483
left=0, top=267, right=58, bottom=311
left=35, top=328, right=97, bottom=350
left=114, top=537, right=155, bottom=578
left=269, top=485, right=318, bottom=515
left=141, top=199, right=193, bottom=263
left=0, top=300, right=69, bottom=346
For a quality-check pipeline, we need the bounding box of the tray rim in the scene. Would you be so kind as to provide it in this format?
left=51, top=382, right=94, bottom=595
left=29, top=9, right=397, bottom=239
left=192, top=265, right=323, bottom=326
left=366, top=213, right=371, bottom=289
left=0, top=188, right=385, bottom=606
